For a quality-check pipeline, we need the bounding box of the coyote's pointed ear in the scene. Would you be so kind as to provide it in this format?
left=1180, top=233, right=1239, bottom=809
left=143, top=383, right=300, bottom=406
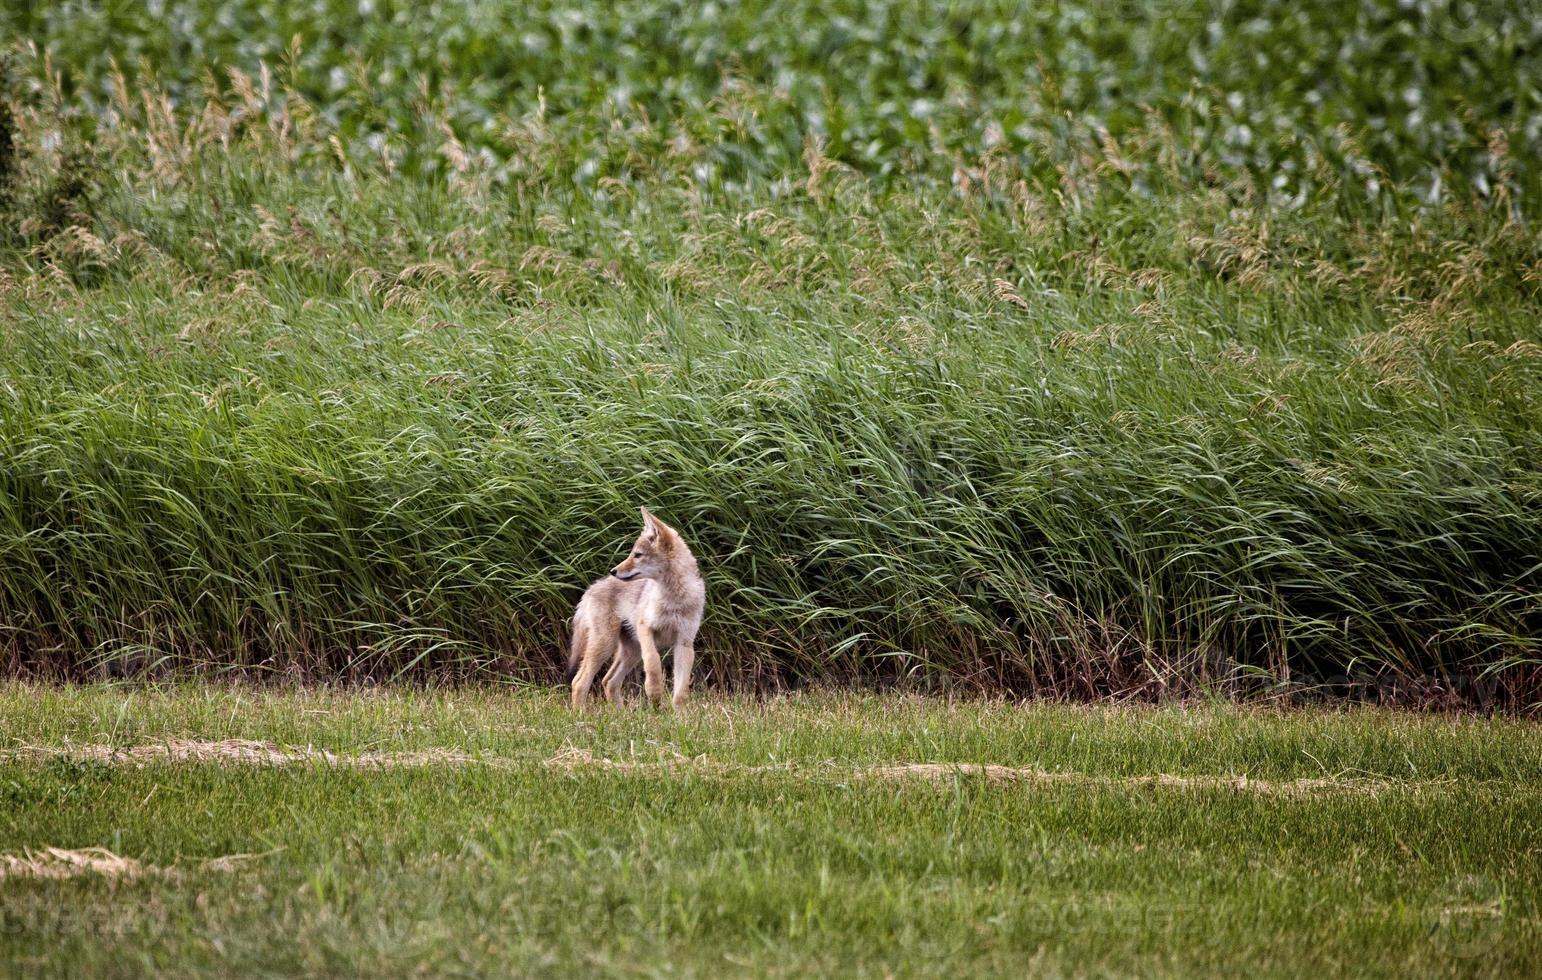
left=640, top=506, right=676, bottom=543
left=639, top=506, right=661, bottom=541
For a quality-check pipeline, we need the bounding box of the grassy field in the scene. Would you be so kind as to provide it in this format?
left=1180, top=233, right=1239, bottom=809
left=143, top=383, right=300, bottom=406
left=0, top=2, right=1540, bottom=699
left=0, top=682, right=1538, bottom=977
left=3, top=5, right=1538, bottom=976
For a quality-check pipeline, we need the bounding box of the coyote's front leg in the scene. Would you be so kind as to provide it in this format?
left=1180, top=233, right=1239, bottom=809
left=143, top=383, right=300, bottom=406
left=672, top=641, right=695, bottom=709
left=636, top=625, right=666, bottom=708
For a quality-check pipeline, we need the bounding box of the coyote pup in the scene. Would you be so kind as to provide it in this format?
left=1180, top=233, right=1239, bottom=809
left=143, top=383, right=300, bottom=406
left=567, top=508, right=705, bottom=709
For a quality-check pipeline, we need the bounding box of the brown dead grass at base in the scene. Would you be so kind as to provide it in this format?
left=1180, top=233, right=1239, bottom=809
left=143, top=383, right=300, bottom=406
left=861, top=762, right=1367, bottom=796
left=6, top=741, right=1407, bottom=795
left=7, top=739, right=477, bottom=768
left=0, top=847, right=156, bottom=881
left=0, top=847, right=278, bottom=882
left=541, top=747, right=1393, bottom=796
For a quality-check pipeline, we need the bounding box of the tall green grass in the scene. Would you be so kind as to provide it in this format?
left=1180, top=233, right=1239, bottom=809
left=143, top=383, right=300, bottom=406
left=0, top=3, right=1539, bottom=702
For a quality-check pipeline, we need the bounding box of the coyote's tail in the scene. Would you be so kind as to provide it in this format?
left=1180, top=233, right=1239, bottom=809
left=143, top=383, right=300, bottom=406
left=564, top=616, right=588, bottom=682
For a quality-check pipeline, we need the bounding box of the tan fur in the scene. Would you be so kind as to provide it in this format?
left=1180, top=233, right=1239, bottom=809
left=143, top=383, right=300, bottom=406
left=567, top=508, right=705, bottom=709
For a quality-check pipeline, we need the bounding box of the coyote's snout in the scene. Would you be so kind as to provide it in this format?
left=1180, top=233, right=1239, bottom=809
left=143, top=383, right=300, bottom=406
left=567, top=507, right=705, bottom=709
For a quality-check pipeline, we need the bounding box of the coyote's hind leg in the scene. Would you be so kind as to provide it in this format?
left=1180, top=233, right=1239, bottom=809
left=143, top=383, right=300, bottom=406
left=569, top=619, right=618, bottom=709
left=602, top=631, right=641, bottom=706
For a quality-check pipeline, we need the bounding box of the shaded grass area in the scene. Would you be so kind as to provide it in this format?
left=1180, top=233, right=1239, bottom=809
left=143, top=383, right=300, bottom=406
left=1, top=685, right=1539, bottom=977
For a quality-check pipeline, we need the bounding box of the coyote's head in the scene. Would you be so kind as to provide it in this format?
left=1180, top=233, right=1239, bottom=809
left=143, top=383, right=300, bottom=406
left=609, top=507, right=680, bottom=581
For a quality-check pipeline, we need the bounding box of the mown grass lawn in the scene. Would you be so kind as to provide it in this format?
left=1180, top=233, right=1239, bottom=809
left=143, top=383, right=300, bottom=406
left=1, top=683, right=1537, bottom=977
